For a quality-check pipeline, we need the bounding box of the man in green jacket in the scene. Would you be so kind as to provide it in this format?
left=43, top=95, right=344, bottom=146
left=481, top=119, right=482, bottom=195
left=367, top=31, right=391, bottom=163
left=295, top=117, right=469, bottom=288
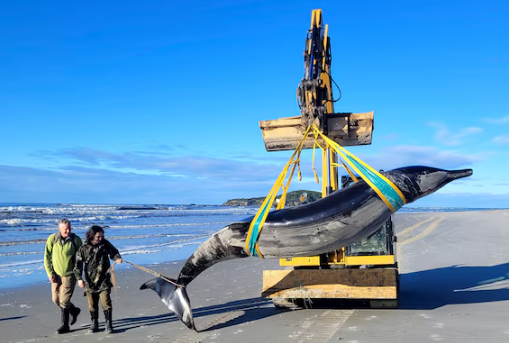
left=44, top=218, right=83, bottom=334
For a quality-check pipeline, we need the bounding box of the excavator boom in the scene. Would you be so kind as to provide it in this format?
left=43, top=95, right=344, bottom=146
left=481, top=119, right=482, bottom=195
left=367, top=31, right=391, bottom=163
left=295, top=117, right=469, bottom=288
left=259, top=9, right=374, bottom=152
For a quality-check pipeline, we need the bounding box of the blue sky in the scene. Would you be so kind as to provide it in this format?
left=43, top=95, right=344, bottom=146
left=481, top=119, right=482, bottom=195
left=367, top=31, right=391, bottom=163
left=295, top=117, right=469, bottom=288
left=0, top=0, right=508, bottom=207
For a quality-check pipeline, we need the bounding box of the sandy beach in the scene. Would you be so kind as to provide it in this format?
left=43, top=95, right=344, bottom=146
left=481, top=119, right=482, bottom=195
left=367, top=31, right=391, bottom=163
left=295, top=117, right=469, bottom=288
left=2, top=210, right=509, bottom=343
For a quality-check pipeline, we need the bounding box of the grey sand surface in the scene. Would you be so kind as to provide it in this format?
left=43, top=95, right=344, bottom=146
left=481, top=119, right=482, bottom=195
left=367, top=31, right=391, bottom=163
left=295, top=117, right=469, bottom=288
left=2, top=210, right=509, bottom=343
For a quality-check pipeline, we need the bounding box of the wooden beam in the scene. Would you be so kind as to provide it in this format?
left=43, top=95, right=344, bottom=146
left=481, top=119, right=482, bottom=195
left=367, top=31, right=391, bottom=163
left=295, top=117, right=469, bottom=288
left=262, top=268, right=398, bottom=299
left=259, top=111, right=374, bottom=152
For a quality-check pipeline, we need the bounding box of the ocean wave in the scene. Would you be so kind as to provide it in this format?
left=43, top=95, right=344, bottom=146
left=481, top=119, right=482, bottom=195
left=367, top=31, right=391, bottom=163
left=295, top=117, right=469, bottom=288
left=0, top=232, right=210, bottom=247
left=120, top=235, right=208, bottom=251
left=0, top=207, right=254, bottom=228
left=0, top=259, right=43, bottom=268
left=0, top=251, right=40, bottom=257
left=0, top=203, right=254, bottom=276
left=118, top=240, right=205, bottom=256
left=0, top=215, right=144, bottom=227
left=0, top=210, right=43, bottom=214
left=0, top=204, right=254, bottom=214
left=0, top=235, right=207, bottom=256
left=0, top=221, right=230, bottom=232
left=121, top=249, right=162, bottom=256
left=0, top=239, right=47, bottom=247
left=110, top=233, right=209, bottom=241
left=0, top=240, right=205, bottom=268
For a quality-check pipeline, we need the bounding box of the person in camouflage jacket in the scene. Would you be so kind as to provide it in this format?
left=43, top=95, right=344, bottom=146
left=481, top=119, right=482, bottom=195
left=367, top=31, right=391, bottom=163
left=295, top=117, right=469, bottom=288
left=74, top=225, right=122, bottom=334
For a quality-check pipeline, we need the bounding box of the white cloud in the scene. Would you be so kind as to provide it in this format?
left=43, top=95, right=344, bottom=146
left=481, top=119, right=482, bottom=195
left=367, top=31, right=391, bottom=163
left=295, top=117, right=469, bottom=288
left=1, top=163, right=504, bottom=207
left=493, top=135, right=509, bottom=144
left=482, top=115, right=509, bottom=124
left=39, top=147, right=287, bottom=182
left=356, top=145, right=481, bottom=171
left=0, top=164, right=280, bottom=204
left=1, top=143, right=496, bottom=206
left=428, top=122, right=483, bottom=146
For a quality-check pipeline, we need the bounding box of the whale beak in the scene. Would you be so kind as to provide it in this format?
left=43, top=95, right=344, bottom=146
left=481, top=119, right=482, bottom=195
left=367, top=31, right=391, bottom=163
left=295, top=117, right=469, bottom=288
left=446, top=169, right=473, bottom=181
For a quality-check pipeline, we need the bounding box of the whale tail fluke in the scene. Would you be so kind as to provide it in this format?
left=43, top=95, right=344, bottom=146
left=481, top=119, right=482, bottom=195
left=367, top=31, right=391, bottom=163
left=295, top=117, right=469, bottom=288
left=140, top=277, right=196, bottom=331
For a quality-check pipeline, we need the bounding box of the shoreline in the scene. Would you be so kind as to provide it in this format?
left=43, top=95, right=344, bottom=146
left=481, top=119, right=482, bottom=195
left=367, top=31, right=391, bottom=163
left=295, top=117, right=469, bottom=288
left=0, top=258, right=189, bottom=293
left=0, top=241, right=206, bottom=291
left=1, top=209, right=508, bottom=292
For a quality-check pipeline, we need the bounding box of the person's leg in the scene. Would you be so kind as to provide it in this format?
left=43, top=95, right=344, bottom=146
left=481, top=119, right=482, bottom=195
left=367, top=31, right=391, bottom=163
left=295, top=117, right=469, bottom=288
left=58, top=276, right=76, bottom=309
left=51, top=279, right=61, bottom=307
left=87, top=292, right=95, bottom=312
left=52, top=278, right=67, bottom=333
left=87, top=293, right=99, bottom=333
left=56, top=307, right=70, bottom=334
left=99, top=289, right=112, bottom=311
left=68, top=279, right=81, bottom=326
left=100, top=289, right=113, bottom=333
left=56, top=276, right=76, bottom=334
left=61, top=276, right=80, bottom=327
left=67, top=277, right=81, bottom=326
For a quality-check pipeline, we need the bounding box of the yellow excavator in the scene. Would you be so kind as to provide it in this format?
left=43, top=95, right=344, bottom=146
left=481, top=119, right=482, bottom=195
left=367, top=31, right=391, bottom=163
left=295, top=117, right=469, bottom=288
left=259, top=9, right=399, bottom=308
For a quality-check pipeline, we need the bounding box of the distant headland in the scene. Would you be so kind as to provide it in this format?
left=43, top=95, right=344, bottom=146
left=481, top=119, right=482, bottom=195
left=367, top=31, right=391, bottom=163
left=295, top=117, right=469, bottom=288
left=222, top=190, right=322, bottom=207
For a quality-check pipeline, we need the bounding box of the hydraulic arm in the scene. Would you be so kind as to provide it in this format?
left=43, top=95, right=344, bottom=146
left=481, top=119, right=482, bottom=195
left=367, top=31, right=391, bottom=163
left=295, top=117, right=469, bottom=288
left=259, top=9, right=374, bottom=152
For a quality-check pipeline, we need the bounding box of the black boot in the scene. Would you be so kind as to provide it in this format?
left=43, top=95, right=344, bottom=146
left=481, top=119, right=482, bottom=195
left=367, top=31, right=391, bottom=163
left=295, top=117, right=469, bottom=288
left=56, top=308, right=70, bottom=334
left=70, top=305, right=81, bottom=325
left=104, top=309, right=113, bottom=334
left=88, top=311, right=99, bottom=333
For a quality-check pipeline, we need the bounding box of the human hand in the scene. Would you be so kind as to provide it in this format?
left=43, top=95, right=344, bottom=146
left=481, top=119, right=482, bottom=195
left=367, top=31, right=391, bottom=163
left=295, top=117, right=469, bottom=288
left=48, top=275, right=56, bottom=283
left=78, top=280, right=84, bottom=288
left=115, top=258, right=123, bottom=264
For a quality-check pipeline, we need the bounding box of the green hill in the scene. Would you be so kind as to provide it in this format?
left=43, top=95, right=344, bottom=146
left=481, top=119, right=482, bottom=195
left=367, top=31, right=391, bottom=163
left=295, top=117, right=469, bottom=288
left=223, top=190, right=322, bottom=207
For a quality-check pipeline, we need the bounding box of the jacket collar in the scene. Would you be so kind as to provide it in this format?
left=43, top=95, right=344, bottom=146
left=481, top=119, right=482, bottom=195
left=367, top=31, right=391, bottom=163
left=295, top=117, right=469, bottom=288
left=55, top=232, right=73, bottom=243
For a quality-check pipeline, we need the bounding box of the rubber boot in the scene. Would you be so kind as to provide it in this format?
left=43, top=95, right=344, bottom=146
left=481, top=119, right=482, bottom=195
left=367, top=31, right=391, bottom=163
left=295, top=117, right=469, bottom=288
left=88, top=311, right=99, bottom=333
left=56, top=308, right=70, bottom=334
left=104, top=309, right=113, bottom=334
left=69, top=304, right=81, bottom=325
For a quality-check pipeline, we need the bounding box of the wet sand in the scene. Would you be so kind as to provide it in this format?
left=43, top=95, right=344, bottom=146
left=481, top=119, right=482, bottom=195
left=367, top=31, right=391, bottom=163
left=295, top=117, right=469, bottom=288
left=2, top=210, right=509, bottom=343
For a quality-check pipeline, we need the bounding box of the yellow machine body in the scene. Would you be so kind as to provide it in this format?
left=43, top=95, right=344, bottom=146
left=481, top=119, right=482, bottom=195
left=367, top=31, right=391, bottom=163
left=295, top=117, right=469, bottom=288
left=280, top=255, right=395, bottom=267
left=260, top=9, right=399, bottom=307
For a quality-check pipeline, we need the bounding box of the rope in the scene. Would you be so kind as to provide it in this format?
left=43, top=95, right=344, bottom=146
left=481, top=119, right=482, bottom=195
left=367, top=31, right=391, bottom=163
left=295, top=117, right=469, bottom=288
left=110, top=262, right=117, bottom=289
left=107, top=260, right=182, bottom=288
left=245, top=126, right=312, bottom=258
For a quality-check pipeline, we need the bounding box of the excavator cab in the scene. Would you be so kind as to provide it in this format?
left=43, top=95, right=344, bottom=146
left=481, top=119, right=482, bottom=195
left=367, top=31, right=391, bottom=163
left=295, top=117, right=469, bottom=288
left=341, top=175, right=396, bottom=261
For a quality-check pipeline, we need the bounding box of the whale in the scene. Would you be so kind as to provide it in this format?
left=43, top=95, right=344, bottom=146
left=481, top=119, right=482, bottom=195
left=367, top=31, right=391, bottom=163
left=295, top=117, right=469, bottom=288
left=140, top=166, right=473, bottom=330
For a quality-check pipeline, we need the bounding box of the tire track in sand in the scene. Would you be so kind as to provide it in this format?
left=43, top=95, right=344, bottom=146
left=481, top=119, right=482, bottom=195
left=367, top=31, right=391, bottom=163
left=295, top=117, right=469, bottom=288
left=397, top=216, right=437, bottom=240
left=397, top=216, right=445, bottom=264
left=289, top=309, right=355, bottom=343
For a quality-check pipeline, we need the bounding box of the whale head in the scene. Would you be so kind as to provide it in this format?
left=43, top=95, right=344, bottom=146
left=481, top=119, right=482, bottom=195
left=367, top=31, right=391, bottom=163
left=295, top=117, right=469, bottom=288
left=384, top=166, right=473, bottom=204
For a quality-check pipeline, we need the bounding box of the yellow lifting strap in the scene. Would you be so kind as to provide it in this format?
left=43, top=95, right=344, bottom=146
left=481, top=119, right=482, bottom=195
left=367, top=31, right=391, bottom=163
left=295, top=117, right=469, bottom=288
left=245, top=125, right=406, bottom=258
left=311, top=125, right=406, bottom=213
left=245, top=126, right=312, bottom=257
